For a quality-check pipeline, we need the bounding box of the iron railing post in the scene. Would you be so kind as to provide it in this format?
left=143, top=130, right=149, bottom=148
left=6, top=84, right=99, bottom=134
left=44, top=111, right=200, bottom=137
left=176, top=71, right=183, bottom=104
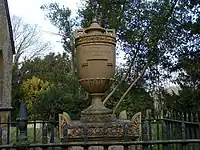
left=123, top=123, right=129, bottom=150
left=42, top=123, right=48, bottom=150
left=181, top=113, right=187, bottom=150
left=142, top=110, right=150, bottom=150
left=16, top=100, right=28, bottom=150
left=83, top=125, right=89, bottom=150
left=62, top=124, right=68, bottom=150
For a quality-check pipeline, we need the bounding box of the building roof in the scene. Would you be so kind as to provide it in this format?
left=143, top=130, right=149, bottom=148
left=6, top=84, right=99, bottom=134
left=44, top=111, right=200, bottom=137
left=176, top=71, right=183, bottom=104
left=3, top=0, right=15, bottom=54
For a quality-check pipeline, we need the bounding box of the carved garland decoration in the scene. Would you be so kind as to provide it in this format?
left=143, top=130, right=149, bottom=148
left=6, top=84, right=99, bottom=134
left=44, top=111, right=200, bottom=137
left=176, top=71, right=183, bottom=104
left=75, top=35, right=116, bottom=46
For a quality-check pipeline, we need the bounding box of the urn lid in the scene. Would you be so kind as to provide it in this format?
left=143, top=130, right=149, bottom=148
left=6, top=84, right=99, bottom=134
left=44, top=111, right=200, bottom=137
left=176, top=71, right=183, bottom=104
left=85, top=18, right=105, bottom=34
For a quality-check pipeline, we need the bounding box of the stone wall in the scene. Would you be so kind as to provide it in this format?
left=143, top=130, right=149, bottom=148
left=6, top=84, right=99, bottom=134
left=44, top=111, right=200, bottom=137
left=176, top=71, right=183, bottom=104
left=0, top=0, right=13, bottom=109
left=0, top=0, right=13, bottom=145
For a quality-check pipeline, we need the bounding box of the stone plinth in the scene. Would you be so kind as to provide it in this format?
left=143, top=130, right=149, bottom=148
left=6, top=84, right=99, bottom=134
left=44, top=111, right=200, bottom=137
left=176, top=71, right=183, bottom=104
left=62, top=117, right=141, bottom=150
left=80, top=102, right=116, bottom=123
left=67, top=120, right=140, bottom=140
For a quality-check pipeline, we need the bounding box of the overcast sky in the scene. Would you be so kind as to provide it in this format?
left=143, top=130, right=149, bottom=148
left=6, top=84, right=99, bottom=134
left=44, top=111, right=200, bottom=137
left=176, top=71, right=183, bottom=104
left=7, top=0, right=80, bottom=54
left=7, top=0, right=125, bottom=65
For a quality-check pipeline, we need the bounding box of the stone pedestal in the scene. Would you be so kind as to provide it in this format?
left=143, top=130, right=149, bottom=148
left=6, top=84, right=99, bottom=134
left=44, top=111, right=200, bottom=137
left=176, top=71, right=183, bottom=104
left=80, top=94, right=116, bottom=123
left=63, top=114, right=141, bottom=150
left=67, top=120, right=140, bottom=140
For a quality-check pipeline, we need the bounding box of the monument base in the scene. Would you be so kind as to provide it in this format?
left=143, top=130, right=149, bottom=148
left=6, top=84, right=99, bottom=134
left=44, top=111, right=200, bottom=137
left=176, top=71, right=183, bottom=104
left=67, top=120, right=140, bottom=140
left=80, top=104, right=116, bottom=123
left=59, top=111, right=142, bottom=150
left=63, top=119, right=140, bottom=150
left=80, top=94, right=116, bottom=122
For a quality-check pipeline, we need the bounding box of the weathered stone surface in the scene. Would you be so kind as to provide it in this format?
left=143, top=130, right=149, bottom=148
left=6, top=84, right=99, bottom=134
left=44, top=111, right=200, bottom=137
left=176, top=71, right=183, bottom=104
left=81, top=110, right=116, bottom=123
left=119, top=110, right=127, bottom=120
left=68, top=145, right=136, bottom=150
left=59, top=112, right=72, bottom=138
left=75, top=21, right=117, bottom=123
left=61, top=112, right=141, bottom=150
left=0, top=0, right=15, bottom=145
left=0, top=111, right=11, bottom=144
left=66, top=119, right=140, bottom=139
left=71, top=20, right=141, bottom=150
left=0, top=0, right=14, bottom=110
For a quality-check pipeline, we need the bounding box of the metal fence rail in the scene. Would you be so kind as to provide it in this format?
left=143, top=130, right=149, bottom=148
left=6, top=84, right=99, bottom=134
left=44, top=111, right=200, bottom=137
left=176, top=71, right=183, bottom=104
left=0, top=102, right=200, bottom=150
left=0, top=140, right=200, bottom=149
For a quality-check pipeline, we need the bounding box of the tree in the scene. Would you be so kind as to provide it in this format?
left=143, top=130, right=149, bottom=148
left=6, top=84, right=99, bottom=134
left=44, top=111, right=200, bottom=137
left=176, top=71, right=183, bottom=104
left=11, top=15, right=51, bottom=68
left=105, top=66, right=153, bottom=117
left=78, top=0, right=178, bottom=112
left=20, top=76, right=51, bottom=117
left=11, top=16, right=52, bottom=120
left=12, top=52, right=88, bottom=120
left=162, top=50, right=200, bottom=113
left=78, top=0, right=200, bottom=113
left=40, top=3, right=76, bottom=74
left=32, top=73, right=88, bottom=120
left=38, top=0, right=200, bottom=116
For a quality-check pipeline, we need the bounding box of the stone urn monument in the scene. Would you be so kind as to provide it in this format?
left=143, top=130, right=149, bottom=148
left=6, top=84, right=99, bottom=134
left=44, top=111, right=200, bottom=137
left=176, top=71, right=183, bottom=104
left=61, top=21, right=141, bottom=149
left=75, top=19, right=116, bottom=122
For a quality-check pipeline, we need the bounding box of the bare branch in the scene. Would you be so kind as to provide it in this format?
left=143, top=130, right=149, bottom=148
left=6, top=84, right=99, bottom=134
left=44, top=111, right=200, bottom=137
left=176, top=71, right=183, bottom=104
left=11, top=15, right=51, bottom=66
left=103, top=24, right=151, bottom=104
left=103, top=49, right=136, bottom=104
left=113, top=61, right=149, bottom=114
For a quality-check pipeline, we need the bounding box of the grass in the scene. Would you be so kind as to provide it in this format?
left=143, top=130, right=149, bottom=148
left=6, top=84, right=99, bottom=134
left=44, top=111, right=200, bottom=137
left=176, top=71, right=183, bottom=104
left=9, top=127, right=62, bottom=150
left=10, top=127, right=61, bottom=144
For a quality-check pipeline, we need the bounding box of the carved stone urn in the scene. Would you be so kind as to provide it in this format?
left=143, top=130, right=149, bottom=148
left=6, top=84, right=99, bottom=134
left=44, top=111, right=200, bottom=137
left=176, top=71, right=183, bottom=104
left=75, top=20, right=116, bottom=122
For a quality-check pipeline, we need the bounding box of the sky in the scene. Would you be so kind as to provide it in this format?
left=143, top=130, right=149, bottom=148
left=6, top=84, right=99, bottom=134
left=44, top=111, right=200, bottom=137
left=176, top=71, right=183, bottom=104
left=7, top=0, right=125, bottom=64
left=7, top=0, right=81, bottom=54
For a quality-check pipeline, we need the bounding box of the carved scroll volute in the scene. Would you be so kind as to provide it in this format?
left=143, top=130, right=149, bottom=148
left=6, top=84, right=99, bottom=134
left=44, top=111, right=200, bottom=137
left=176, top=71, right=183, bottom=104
left=131, top=112, right=142, bottom=136
left=75, top=29, right=85, bottom=38
left=59, top=112, right=71, bottom=138
left=106, top=29, right=116, bottom=38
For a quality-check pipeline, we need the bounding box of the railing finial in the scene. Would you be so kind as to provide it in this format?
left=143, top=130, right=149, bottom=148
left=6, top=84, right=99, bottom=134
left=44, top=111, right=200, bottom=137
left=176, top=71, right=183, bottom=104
left=17, top=99, right=28, bottom=142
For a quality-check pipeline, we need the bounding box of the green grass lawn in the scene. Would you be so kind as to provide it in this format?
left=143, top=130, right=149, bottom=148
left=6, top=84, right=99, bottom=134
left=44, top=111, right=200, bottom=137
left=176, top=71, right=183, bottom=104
left=9, top=127, right=62, bottom=150
left=10, top=127, right=61, bottom=144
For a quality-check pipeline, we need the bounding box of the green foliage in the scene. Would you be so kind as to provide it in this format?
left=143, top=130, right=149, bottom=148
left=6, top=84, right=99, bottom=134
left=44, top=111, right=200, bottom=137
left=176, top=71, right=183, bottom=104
left=105, top=67, right=153, bottom=117
left=20, top=76, right=51, bottom=116
left=162, top=51, right=200, bottom=112
left=12, top=52, right=88, bottom=120
left=40, top=3, right=76, bottom=74
left=32, top=72, right=88, bottom=120
left=77, top=0, right=200, bottom=113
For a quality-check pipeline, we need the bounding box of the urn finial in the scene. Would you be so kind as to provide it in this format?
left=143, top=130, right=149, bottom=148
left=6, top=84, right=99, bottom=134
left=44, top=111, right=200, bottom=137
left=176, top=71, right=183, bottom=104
left=92, top=16, right=97, bottom=23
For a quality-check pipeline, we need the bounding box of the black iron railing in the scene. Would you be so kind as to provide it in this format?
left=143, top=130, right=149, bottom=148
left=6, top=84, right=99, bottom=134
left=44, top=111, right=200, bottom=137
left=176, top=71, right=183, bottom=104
left=0, top=101, right=200, bottom=150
